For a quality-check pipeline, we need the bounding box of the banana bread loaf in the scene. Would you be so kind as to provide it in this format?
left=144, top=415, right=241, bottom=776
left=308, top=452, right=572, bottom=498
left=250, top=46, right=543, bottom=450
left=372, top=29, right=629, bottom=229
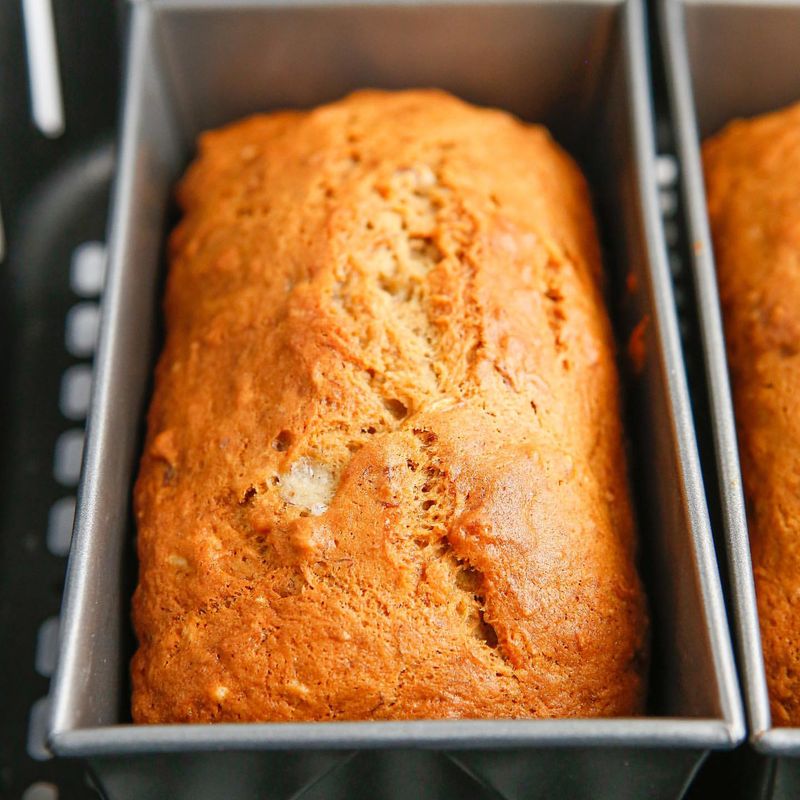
left=131, top=89, right=649, bottom=723
left=704, top=101, right=800, bottom=726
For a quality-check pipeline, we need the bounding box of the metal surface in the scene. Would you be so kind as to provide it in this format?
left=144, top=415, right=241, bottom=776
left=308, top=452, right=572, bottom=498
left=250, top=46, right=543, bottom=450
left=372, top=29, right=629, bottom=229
left=46, top=1, right=744, bottom=798
left=660, top=0, right=800, bottom=770
left=22, top=0, right=66, bottom=138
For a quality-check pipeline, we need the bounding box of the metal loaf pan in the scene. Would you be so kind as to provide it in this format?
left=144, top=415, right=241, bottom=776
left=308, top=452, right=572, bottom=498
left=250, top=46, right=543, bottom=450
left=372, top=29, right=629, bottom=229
left=47, top=1, right=743, bottom=798
left=661, top=0, right=800, bottom=796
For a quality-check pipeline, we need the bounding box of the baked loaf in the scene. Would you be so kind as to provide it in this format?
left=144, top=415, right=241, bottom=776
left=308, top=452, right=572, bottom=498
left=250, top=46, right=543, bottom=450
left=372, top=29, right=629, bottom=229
left=704, top=101, right=800, bottom=726
left=131, top=90, right=648, bottom=723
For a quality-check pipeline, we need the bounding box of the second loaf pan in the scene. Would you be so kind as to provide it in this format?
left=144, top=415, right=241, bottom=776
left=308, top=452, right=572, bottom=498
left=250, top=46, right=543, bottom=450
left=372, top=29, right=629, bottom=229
left=661, top=0, right=800, bottom=796
left=47, top=1, right=743, bottom=799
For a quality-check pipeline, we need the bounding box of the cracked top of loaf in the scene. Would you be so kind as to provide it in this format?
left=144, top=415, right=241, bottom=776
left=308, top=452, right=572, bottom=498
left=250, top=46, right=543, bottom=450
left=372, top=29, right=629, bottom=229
left=131, top=89, right=648, bottom=723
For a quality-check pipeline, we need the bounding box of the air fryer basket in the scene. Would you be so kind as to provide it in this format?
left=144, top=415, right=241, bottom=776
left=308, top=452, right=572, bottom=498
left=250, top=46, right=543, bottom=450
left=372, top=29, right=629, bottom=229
left=46, top=2, right=743, bottom=799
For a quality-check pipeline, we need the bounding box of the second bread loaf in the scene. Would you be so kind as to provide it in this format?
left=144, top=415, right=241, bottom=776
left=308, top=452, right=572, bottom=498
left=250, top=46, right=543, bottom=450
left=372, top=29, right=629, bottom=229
left=704, top=101, right=800, bottom=726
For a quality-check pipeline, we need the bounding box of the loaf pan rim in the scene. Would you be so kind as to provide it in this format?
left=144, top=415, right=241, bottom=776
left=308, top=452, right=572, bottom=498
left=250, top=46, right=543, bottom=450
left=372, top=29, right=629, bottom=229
left=139, top=0, right=627, bottom=9
left=49, top=718, right=739, bottom=758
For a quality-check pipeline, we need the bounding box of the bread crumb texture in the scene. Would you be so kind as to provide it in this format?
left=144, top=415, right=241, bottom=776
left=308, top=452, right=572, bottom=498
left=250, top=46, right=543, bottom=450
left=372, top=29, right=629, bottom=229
left=131, top=90, right=648, bottom=723
left=704, top=100, right=800, bottom=726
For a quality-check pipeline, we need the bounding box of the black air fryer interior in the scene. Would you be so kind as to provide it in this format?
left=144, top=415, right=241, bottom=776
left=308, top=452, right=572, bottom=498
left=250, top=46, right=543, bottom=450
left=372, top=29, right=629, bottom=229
left=0, top=1, right=761, bottom=797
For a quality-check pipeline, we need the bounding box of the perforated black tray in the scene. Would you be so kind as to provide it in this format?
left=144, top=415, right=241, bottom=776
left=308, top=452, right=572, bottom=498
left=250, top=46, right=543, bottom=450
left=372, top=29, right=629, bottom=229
left=0, top=2, right=116, bottom=798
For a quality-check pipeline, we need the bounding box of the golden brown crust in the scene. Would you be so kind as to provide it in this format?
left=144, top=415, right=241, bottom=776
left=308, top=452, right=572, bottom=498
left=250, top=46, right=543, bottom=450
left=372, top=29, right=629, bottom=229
left=704, top=101, right=800, bottom=726
left=131, top=89, right=648, bottom=723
